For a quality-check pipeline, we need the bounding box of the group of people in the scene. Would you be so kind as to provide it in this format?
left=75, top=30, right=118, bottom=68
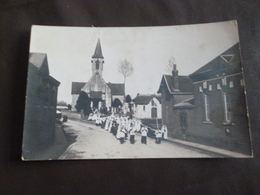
left=87, top=109, right=168, bottom=145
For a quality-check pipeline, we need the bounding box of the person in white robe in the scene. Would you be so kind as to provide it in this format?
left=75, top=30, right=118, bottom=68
left=108, top=117, right=113, bottom=132
left=88, top=113, right=93, bottom=121
left=155, top=129, right=162, bottom=144
left=116, top=117, right=122, bottom=139
left=104, top=116, right=110, bottom=131
left=140, top=125, right=148, bottom=144
left=129, top=121, right=136, bottom=144
left=95, top=113, right=101, bottom=126
left=119, top=127, right=126, bottom=144
left=135, top=119, right=141, bottom=133
left=161, top=124, right=168, bottom=140
left=101, top=116, right=106, bottom=128
left=92, top=109, right=98, bottom=122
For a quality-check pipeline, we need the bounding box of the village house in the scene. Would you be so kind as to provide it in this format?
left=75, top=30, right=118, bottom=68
left=189, top=43, right=251, bottom=154
left=71, top=39, right=125, bottom=111
left=157, top=64, right=194, bottom=138
left=133, top=94, right=162, bottom=119
left=23, top=53, right=60, bottom=158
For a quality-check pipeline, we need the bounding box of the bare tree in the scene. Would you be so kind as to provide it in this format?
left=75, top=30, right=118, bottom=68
left=118, top=58, right=134, bottom=98
left=166, top=57, right=176, bottom=73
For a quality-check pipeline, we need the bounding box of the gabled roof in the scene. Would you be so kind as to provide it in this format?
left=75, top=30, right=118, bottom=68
left=92, top=39, right=104, bottom=59
left=29, top=53, right=49, bottom=74
left=155, top=94, right=161, bottom=104
left=157, top=75, right=193, bottom=94
left=107, top=83, right=125, bottom=96
left=133, top=94, right=161, bottom=105
left=189, top=43, right=241, bottom=82
left=71, top=82, right=86, bottom=95
left=71, top=81, right=124, bottom=96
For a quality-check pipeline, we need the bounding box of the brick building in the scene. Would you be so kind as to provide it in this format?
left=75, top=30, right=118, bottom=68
left=23, top=53, right=60, bottom=158
left=189, top=43, right=251, bottom=154
left=157, top=65, right=194, bottom=138
left=157, top=43, right=251, bottom=154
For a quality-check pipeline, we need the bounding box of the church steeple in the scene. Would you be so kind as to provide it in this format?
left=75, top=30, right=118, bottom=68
left=92, top=39, right=104, bottom=59
left=91, top=39, right=104, bottom=76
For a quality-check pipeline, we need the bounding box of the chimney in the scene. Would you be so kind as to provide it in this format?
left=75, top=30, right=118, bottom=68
left=172, top=64, right=179, bottom=90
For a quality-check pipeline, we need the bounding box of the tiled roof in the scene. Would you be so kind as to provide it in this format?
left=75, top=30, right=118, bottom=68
left=189, top=43, right=241, bottom=81
left=107, top=83, right=125, bottom=95
left=71, top=82, right=86, bottom=94
left=92, top=39, right=104, bottom=59
left=72, top=81, right=124, bottom=95
left=134, top=95, right=153, bottom=105
left=133, top=94, right=160, bottom=105
left=158, top=75, right=193, bottom=94
left=29, top=53, right=49, bottom=74
left=155, top=94, right=161, bottom=104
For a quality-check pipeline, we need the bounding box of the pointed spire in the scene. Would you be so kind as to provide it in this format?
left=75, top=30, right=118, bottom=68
left=92, top=39, right=104, bottom=59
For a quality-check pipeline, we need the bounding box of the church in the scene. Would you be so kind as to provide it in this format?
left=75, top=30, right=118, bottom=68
left=71, top=39, right=125, bottom=111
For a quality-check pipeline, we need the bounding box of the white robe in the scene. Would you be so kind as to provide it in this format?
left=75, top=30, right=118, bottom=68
left=108, top=120, right=113, bottom=132
left=88, top=114, right=93, bottom=120
left=161, top=125, right=168, bottom=139
left=155, top=130, right=162, bottom=138
left=116, top=124, right=121, bottom=139
left=104, top=117, right=110, bottom=130
left=141, top=127, right=148, bottom=136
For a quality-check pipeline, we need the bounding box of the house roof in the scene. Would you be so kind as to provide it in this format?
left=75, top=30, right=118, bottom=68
left=71, top=82, right=86, bottom=95
left=133, top=94, right=161, bottom=105
left=157, top=75, right=193, bottom=94
left=189, top=43, right=241, bottom=82
left=107, top=83, right=125, bottom=95
left=92, top=39, right=104, bottom=59
left=29, top=53, right=49, bottom=74
left=71, top=81, right=124, bottom=95
left=155, top=94, right=162, bottom=104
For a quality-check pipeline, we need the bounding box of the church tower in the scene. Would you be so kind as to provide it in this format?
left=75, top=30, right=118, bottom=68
left=91, top=39, right=104, bottom=76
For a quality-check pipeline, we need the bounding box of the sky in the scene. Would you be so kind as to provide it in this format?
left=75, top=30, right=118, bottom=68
left=29, top=21, right=239, bottom=103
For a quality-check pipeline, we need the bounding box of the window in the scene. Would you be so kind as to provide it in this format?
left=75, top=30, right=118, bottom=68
left=151, top=100, right=157, bottom=107
left=223, top=92, right=231, bottom=124
left=95, top=60, right=100, bottom=70
left=229, top=81, right=234, bottom=88
left=143, top=105, right=145, bottom=111
left=203, top=94, right=211, bottom=122
left=151, top=107, right=157, bottom=118
left=240, top=79, right=245, bottom=86
left=222, top=77, right=227, bottom=86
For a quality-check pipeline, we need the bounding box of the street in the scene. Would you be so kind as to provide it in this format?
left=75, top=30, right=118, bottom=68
left=59, top=119, right=215, bottom=159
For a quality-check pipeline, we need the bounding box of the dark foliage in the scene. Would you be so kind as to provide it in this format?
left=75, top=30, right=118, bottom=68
left=125, top=94, right=132, bottom=103
left=112, top=98, right=122, bottom=108
left=75, top=91, right=91, bottom=116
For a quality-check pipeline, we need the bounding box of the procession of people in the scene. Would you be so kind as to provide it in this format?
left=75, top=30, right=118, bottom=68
left=86, top=107, right=168, bottom=145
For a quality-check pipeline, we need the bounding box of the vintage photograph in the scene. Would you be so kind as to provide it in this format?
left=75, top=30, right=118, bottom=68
left=22, top=21, right=252, bottom=160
